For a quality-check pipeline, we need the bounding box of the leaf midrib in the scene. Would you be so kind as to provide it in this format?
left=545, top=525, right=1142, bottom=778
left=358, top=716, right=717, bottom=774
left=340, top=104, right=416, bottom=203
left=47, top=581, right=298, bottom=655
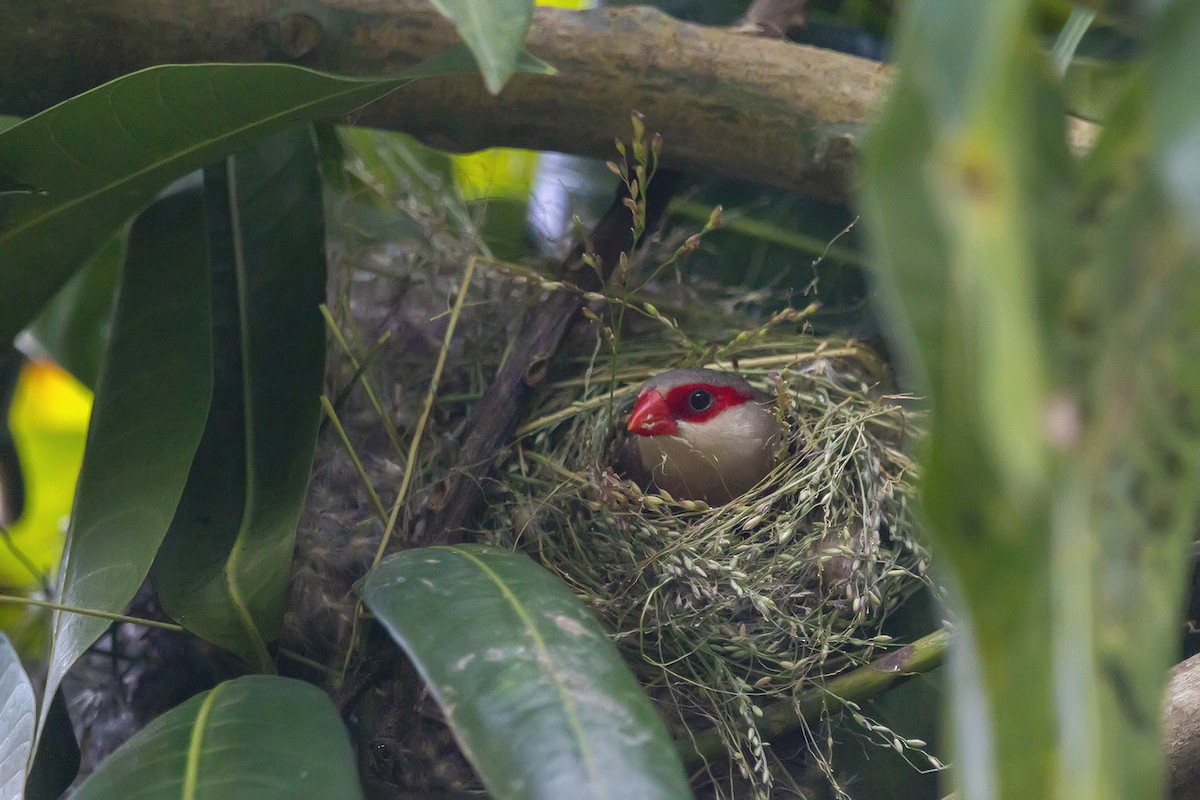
left=181, top=682, right=226, bottom=800
left=447, top=546, right=609, bottom=800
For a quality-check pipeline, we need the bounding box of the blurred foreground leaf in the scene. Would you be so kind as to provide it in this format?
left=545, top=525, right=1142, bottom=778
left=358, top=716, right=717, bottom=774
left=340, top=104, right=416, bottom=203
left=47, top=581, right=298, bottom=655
left=861, top=1, right=1200, bottom=798
left=0, top=363, right=90, bottom=591
left=0, top=349, right=22, bottom=528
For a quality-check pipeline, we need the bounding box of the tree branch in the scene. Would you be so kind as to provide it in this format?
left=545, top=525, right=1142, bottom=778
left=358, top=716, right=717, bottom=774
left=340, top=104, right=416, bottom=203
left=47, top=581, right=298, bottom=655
left=0, top=0, right=884, bottom=204
left=1166, top=650, right=1200, bottom=798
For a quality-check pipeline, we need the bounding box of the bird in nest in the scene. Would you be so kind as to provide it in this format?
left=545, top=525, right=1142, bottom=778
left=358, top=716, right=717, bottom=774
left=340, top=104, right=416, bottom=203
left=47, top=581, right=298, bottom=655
left=621, top=367, right=782, bottom=505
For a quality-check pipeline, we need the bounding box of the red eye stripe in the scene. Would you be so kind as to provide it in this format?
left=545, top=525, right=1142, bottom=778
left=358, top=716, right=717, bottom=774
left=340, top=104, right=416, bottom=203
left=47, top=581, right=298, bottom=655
left=662, top=383, right=752, bottom=424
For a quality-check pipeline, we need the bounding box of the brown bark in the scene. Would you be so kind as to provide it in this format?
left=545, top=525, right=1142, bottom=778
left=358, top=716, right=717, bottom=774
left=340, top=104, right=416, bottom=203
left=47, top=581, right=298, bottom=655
left=1166, top=651, right=1200, bottom=799
left=0, top=1, right=884, bottom=204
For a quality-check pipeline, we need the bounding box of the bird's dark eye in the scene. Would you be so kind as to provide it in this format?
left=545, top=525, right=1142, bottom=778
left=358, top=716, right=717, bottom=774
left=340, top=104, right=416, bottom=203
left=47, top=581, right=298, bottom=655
left=688, top=388, right=713, bottom=412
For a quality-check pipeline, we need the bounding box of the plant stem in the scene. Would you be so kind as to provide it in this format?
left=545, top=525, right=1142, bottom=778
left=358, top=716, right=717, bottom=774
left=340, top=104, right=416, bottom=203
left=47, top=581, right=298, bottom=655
left=0, top=593, right=185, bottom=632
left=0, top=524, right=50, bottom=590
left=679, top=627, right=950, bottom=768
left=321, top=395, right=389, bottom=524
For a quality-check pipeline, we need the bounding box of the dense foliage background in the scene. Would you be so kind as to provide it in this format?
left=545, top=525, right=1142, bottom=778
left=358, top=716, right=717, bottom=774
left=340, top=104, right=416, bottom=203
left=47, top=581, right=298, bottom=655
left=1, top=1, right=1198, bottom=799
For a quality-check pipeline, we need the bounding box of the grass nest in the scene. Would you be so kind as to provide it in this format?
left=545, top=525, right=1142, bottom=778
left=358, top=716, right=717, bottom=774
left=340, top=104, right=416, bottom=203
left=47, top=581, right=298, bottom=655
left=476, top=328, right=929, bottom=795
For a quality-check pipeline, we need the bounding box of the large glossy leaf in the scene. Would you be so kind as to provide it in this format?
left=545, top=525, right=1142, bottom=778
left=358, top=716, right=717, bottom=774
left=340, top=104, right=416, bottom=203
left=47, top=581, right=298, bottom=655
left=26, top=229, right=124, bottom=389
left=358, top=544, right=691, bottom=800
left=430, top=0, right=536, bottom=94
left=70, top=675, right=363, bottom=800
left=152, top=127, right=325, bottom=670
left=40, top=188, right=213, bottom=737
left=0, top=48, right=551, bottom=345
left=0, top=633, right=34, bottom=800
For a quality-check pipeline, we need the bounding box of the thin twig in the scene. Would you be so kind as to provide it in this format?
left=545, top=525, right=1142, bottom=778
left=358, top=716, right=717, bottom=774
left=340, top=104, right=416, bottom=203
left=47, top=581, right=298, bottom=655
left=278, top=646, right=341, bottom=680
left=0, top=524, right=50, bottom=590
left=669, top=200, right=862, bottom=265
left=679, top=627, right=950, bottom=768
left=321, top=395, right=390, bottom=524
left=0, top=594, right=185, bottom=632
left=321, top=305, right=406, bottom=459
left=338, top=255, right=479, bottom=686
left=374, top=253, right=478, bottom=565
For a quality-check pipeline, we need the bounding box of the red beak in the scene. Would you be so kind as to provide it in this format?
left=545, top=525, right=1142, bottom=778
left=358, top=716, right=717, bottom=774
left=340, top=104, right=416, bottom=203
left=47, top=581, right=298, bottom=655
left=628, top=389, right=677, bottom=436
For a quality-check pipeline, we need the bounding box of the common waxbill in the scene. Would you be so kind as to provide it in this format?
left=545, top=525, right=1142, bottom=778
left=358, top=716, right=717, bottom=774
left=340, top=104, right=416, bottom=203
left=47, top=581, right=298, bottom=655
left=624, top=368, right=781, bottom=504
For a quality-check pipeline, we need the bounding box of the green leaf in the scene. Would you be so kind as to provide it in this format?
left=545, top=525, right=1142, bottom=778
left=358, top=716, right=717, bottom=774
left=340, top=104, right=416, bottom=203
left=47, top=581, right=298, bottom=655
left=335, top=125, right=458, bottom=209
left=326, top=125, right=530, bottom=259
left=26, top=228, right=124, bottom=389
left=26, top=690, right=79, bottom=800
left=1146, top=1, right=1200, bottom=243
left=863, top=2, right=1200, bottom=800
left=860, top=0, right=1077, bottom=797
left=152, top=127, right=325, bottom=670
left=0, top=47, right=513, bottom=345
left=1049, top=7, right=1200, bottom=796
left=430, top=0, right=538, bottom=94
left=0, top=633, right=34, bottom=800
left=358, top=544, right=692, bottom=800
left=70, top=675, right=363, bottom=800
left=1059, top=176, right=1200, bottom=800
left=40, top=187, right=212, bottom=737
left=1051, top=7, right=1096, bottom=77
